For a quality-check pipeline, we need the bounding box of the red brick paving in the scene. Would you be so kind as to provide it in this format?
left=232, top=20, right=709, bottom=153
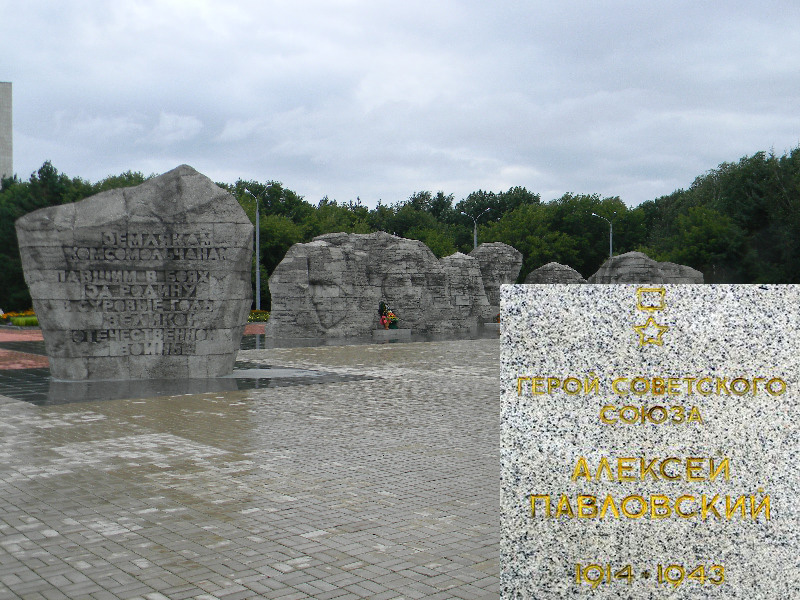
left=0, top=348, right=49, bottom=369
left=244, top=323, right=266, bottom=334
left=0, top=328, right=44, bottom=342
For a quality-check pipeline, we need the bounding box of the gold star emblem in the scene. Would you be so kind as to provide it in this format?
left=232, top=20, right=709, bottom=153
left=633, top=317, right=669, bottom=346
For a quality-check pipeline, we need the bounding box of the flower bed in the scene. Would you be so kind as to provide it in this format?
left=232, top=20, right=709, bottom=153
left=1, top=309, right=39, bottom=327
left=248, top=310, right=271, bottom=322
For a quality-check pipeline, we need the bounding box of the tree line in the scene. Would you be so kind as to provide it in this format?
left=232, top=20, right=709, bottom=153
left=1, top=147, right=799, bottom=311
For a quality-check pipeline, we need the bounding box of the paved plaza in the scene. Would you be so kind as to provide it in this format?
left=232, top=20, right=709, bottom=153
left=0, top=335, right=500, bottom=599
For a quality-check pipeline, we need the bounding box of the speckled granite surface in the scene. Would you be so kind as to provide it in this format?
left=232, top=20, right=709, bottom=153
left=501, top=285, right=800, bottom=599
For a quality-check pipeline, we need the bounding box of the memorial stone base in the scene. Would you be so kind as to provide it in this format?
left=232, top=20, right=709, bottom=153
left=372, top=328, right=412, bottom=341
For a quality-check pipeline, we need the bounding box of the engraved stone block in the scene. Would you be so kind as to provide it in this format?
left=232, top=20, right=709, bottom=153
left=525, top=261, right=587, bottom=284
left=589, top=251, right=703, bottom=283
left=469, top=242, right=523, bottom=306
left=15, top=165, right=253, bottom=380
left=266, top=232, right=521, bottom=338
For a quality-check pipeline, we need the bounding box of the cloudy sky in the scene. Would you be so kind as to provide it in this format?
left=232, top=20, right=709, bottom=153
left=3, top=1, right=800, bottom=207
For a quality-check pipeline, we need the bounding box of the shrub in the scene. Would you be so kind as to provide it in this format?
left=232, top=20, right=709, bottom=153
left=248, top=310, right=270, bottom=322
left=10, top=316, right=38, bottom=327
left=2, top=309, right=36, bottom=326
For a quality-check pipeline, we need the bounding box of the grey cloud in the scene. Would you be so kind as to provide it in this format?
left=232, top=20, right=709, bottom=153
left=2, top=0, right=800, bottom=206
left=144, top=113, right=203, bottom=145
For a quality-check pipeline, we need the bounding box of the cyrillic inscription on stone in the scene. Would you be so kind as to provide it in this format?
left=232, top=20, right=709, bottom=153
left=501, top=285, right=800, bottom=599
left=16, top=165, right=253, bottom=379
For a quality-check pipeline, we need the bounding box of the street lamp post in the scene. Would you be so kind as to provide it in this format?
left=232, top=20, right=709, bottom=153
left=461, top=207, right=491, bottom=249
left=591, top=211, right=616, bottom=259
left=244, top=189, right=261, bottom=311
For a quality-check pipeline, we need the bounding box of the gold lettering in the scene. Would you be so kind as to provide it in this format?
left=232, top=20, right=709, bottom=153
left=617, top=458, right=636, bottom=482
left=730, top=377, right=750, bottom=395
left=667, top=378, right=681, bottom=395
left=599, top=494, right=620, bottom=518
left=563, top=377, right=581, bottom=395
left=675, top=495, right=696, bottom=518
left=555, top=494, right=574, bottom=518
left=530, top=494, right=551, bottom=517
left=650, top=495, right=671, bottom=519
left=631, top=377, right=648, bottom=395
left=577, top=495, right=597, bottom=518
left=620, top=495, right=646, bottom=519
left=596, top=457, right=613, bottom=481
left=767, top=378, right=787, bottom=396
left=751, top=491, right=771, bottom=520
left=600, top=405, right=616, bottom=423
left=640, top=458, right=660, bottom=481
left=687, top=406, right=704, bottom=423
left=659, top=458, right=681, bottom=480
left=584, top=376, right=599, bottom=394
left=725, top=495, right=747, bottom=519
left=571, top=458, right=592, bottom=481
left=709, top=458, right=730, bottom=482
left=685, top=457, right=704, bottom=482
left=701, top=494, right=721, bottom=519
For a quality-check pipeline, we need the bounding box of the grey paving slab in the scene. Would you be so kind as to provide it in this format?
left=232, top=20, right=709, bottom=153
left=0, top=339, right=499, bottom=599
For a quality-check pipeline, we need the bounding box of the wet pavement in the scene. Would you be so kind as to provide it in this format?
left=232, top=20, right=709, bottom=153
left=0, top=328, right=376, bottom=406
left=0, top=333, right=500, bottom=599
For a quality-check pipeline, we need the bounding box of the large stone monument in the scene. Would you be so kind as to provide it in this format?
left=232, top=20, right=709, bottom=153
left=589, top=251, right=703, bottom=283
left=525, top=261, right=587, bottom=284
left=501, top=284, right=799, bottom=598
left=266, top=232, right=518, bottom=337
left=439, top=252, right=492, bottom=326
left=16, top=165, right=253, bottom=380
left=469, top=242, right=523, bottom=308
left=267, top=232, right=457, bottom=337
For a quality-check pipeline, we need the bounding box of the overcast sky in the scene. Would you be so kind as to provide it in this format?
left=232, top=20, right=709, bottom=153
left=3, top=1, right=800, bottom=208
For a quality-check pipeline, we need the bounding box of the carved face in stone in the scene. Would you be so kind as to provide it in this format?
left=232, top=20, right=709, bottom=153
left=308, top=280, right=347, bottom=330
left=306, top=248, right=353, bottom=331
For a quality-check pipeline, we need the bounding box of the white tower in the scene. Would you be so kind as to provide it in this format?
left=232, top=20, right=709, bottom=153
left=0, top=82, right=12, bottom=180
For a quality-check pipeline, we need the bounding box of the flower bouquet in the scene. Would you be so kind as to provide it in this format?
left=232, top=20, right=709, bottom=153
left=378, top=301, right=400, bottom=329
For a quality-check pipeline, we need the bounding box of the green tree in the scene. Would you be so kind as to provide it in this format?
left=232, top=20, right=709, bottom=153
left=406, top=226, right=458, bottom=257
left=227, top=179, right=314, bottom=223
left=256, top=214, right=306, bottom=308
left=662, top=206, right=744, bottom=282
left=307, top=197, right=374, bottom=237
left=0, top=162, right=147, bottom=310
left=93, top=170, right=150, bottom=193
left=428, top=191, right=456, bottom=222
